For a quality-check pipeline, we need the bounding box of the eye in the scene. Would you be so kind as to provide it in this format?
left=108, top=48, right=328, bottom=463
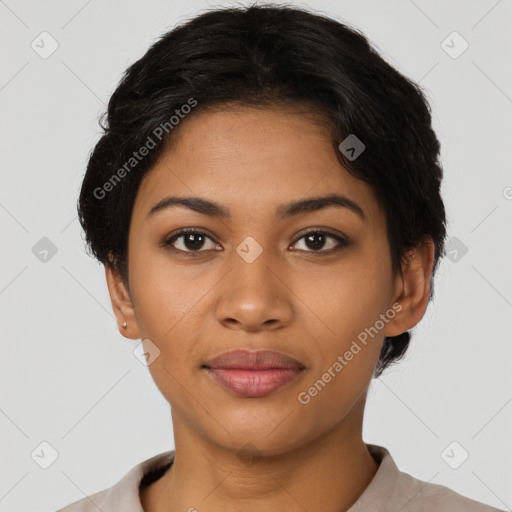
left=290, top=230, right=349, bottom=253
left=162, top=228, right=349, bottom=255
left=162, top=228, right=221, bottom=254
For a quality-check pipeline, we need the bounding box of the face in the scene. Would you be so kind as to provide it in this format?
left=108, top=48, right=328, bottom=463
left=108, top=105, right=423, bottom=457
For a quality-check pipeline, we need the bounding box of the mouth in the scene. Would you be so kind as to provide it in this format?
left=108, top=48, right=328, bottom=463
left=202, top=349, right=305, bottom=398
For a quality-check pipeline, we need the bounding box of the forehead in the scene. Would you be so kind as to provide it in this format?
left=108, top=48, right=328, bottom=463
left=133, top=106, right=384, bottom=232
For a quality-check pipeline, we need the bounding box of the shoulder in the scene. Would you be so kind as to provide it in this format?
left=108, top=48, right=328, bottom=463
left=362, top=444, right=504, bottom=512
left=390, top=470, right=504, bottom=512
left=55, top=450, right=175, bottom=512
left=56, top=488, right=109, bottom=512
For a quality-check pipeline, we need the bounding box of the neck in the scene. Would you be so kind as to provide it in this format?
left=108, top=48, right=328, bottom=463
left=141, top=400, right=379, bottom=512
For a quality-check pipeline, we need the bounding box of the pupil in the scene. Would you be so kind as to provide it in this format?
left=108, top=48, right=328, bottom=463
left=306, top=232, right=325, bottom=250
left=185, top=233, right=204, bottom=250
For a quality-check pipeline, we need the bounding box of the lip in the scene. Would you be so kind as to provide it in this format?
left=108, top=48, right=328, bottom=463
left=202, top=349, right=305, bottom=398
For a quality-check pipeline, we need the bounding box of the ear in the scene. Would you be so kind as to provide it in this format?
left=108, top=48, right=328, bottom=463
left=384, top=236, right=436, bottom=338
left=104, top=254, right=140, bottom=340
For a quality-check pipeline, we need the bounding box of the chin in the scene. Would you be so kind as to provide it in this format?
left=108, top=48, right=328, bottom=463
left=201, top=406, right=316, bottom=457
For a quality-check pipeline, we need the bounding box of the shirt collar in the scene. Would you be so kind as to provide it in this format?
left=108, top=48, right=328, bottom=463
left=347, top=443, right=399, bottom=511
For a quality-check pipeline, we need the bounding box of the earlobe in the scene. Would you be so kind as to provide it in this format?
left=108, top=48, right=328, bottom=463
left=104, top=256, right=140, bottom=339
left=384, top=236, right=436, bottom=338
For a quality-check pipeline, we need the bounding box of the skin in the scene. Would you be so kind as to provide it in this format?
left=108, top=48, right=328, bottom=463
left=105, top=105, right=435, bottom=512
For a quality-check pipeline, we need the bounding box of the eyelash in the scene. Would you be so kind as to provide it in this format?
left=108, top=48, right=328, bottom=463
left=161, top=227, right=349, bottom=256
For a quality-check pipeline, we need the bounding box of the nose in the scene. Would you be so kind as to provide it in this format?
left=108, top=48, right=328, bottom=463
left=213, top=248, right=294, bottom=333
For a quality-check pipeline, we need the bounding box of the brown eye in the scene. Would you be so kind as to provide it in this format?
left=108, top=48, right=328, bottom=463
left=290, top=230, right=348, bottom=253
left=163, top=228, right=221, bottom=253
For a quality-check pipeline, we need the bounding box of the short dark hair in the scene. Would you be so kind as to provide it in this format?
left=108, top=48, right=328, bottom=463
left=78, top=3, right=447, bottom=378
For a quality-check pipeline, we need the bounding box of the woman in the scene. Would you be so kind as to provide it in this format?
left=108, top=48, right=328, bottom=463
left=57, top=4, right=504, bottom=511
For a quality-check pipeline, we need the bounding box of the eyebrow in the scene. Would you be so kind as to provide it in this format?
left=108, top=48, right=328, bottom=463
left=147, top=194, right=367, bottom=222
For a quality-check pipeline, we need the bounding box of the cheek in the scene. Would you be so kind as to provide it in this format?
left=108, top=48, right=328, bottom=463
left=292, top=258, right=390, bottom=397
left=128, top=250, right=219, bottom=379
left=130, top=263, right=203, bottom=401
left=128, top=249, right=196, bottom=341
left=128, top=246, right=222, bottom=403
left=293, top=268, right=386, bottom=421
left=295, top=254, right=388, bottom=334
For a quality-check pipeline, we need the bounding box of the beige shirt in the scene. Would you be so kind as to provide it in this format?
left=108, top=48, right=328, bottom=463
left=56, top=443, right=504, bottom=511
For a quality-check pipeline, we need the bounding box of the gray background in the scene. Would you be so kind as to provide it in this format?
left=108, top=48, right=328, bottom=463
left=0, top=0, right=511, bottom=511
